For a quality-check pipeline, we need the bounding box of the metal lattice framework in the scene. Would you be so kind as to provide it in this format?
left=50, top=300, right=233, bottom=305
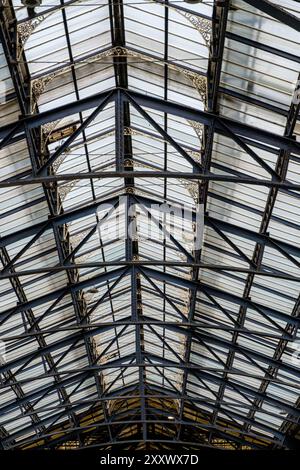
left=0, top=0, right=300, bottom=451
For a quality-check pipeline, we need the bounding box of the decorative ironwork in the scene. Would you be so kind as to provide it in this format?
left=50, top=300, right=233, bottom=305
left=133, top=160, right=157, bottom=171
left=188, top=150, right=202, bottom=162
left=70, top=229, right=91, bottom=247
left=84, top=288, right=98, bottom=303
left=125, top=127, right=202, bottom=165
left=76, top=252, right=94, bottom=264
left=187, top=120, right=203, bottom=165
left=41, top=120, right=61, bottom=154
left=179, top=178, right=199, bottom=203
left=118, top=46, right=207, bottom=101
left=41, top=120, right=61, bottom=136
left=124, top=126, right=139, bottom=136
left=52, top=150, right=71, bottom=173
left=188, top=119, right=203, bottom=142
left=2, top=0, right=297, bottom=451
left=181, top=13, right=211, bottom=48
left=126, top=187, right=135, bottom=194
left=58, top=180, right=79, bottom=202
left=17, top=16, right=45, bottom=48
left=183, top=70, right=207, bottom=102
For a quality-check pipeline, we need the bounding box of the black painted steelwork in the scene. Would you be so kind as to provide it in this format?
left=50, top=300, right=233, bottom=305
left=0, top=0, right=300, bottom=451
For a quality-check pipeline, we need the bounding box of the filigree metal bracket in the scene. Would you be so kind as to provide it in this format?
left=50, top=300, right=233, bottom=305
left=58, top=180, right=79, bottom=202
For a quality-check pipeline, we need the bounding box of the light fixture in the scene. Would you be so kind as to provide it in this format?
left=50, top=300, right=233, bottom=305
left=184, top=0, right=203, bottom=3
left=167, top=416, right=175, bottom=420
left=21, top=0, right=42, bottom=8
